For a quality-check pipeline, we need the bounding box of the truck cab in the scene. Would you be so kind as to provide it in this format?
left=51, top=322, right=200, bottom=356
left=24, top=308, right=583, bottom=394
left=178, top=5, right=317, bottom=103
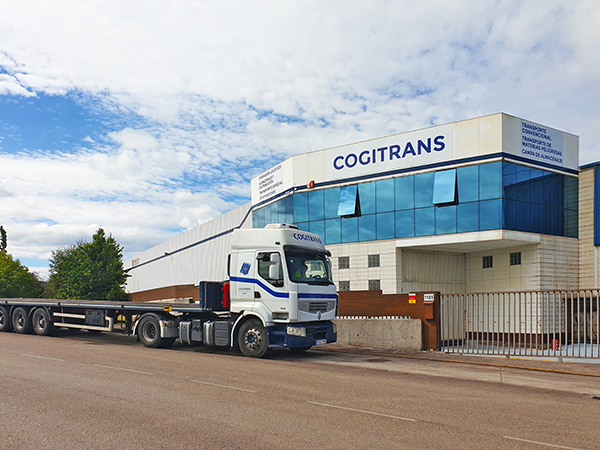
left=229, top=224, right=337, bottom=356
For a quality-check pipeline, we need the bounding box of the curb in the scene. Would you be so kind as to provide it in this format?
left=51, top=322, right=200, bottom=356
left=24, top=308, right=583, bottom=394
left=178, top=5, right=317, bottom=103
left=312, top=347, right=600, bottom=378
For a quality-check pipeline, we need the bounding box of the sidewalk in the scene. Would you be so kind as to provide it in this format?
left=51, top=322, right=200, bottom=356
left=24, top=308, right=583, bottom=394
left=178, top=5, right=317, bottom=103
left=312, top=344, right=600, bottom=378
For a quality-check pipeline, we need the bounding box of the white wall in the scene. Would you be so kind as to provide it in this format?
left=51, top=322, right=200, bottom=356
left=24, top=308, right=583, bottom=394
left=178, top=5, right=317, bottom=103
left=125, top=203, right=252, bottom=293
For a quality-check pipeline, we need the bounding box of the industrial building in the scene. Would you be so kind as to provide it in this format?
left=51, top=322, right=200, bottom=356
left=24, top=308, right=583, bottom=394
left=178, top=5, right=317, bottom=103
left=126, top=112, right=599, bottom=300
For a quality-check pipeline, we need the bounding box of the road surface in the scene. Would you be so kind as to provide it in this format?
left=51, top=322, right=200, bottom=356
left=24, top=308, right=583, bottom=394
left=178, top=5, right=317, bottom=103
left=0, top=330, right=598, bottom=449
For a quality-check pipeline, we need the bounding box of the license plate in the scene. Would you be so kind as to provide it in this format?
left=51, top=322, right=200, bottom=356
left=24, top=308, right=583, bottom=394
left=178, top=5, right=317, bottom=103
left=316, top=339, right=327, bottom=345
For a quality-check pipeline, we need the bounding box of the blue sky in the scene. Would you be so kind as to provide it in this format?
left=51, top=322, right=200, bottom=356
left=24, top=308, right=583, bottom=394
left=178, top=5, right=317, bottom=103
left=1, top=0, right=600, bottom=279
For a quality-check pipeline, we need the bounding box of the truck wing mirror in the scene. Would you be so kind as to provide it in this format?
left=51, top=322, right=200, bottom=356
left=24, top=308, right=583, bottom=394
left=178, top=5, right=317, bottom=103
left=269, top=263, right=280, bottom=280
left=270, top=253, right=280, bottom=263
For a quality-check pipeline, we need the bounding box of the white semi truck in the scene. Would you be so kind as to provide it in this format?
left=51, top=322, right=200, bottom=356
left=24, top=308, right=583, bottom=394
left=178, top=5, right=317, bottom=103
left=0, top=224, right=338, bottom=358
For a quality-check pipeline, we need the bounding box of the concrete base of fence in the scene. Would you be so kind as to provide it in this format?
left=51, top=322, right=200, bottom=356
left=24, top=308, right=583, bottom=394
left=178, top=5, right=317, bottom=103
left=333, top=319, right=423, bottom=351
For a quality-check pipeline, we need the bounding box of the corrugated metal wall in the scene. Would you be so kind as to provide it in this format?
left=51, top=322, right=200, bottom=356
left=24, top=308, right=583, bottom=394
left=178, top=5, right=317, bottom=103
left=125, top=203, right=252, bottom=293
left=400, top=250, right=466, bottom=293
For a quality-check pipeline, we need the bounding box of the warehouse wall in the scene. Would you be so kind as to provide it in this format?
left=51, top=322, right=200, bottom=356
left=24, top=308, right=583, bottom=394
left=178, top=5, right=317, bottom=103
left=125, top=203, right=252, bottom=293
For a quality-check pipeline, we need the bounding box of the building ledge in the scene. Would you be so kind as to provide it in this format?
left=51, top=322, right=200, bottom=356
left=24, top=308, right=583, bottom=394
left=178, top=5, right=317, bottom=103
left=395, top=230, right=545, bottom=253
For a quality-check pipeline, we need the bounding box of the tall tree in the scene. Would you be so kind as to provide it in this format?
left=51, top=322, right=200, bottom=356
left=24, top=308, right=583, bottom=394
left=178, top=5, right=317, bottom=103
left=0, top=225, right=7, bottom=252
left=0, top=251, right=44, bottom=298
left=46, top=228, right=129, bottom=301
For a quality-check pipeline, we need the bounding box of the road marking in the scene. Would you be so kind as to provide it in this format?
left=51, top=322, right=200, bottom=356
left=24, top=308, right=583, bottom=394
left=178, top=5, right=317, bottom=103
left=190, top=380, right=257, bottom=393
left=93, top=364, right=153, bottom=375
left=503, top=436, right=585, bottom=450
left=307, top=401, right=417, bottom=422
left=20, top=354, right=66, bottom=362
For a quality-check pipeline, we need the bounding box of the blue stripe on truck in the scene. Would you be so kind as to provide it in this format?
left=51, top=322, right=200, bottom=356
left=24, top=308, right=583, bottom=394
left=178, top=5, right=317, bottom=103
left=229, top=277, right=290, bottom=298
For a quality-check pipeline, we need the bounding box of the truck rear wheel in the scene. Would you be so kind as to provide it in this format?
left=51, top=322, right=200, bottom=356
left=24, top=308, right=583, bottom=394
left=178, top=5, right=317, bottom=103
left=138, top=314, right=175, bottom=349
left=32, top=308, right=55, bottom=336
left=12, top=307, right=32, bottom=334
left=0, top=306, right=12, bottom=332
left=238, top=319, right=269, bottom=358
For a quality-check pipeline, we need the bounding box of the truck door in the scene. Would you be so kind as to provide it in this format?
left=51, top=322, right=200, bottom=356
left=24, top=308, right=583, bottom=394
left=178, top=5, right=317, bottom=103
left=255, top=251, right=288, bottom=318
left=232, top=251, right=256, bottom=305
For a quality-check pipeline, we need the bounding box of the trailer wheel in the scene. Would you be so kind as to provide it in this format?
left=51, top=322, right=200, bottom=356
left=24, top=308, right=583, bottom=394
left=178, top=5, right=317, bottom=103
left=0, top=306, right=12, bottom=332
left=238, top=319, right=269, bottom=358
left=138, top=315, right=175, bottom=349
left=12, top=307, right=32, bottom=334
left=32, top=308, right=55, bottom=336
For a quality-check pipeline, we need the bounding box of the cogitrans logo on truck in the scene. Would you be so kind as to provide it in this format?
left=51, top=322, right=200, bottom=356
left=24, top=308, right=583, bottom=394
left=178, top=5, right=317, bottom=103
left=293, top=233, right=323, bottom=245
left=331, top=135, right=446, bottom=171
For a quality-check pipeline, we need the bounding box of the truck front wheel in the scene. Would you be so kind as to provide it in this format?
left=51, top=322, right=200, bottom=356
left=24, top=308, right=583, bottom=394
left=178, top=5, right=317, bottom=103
left=12, top=307, right=32, bottom=334
left=0, top=306, right=12, bottom=332
left=238, top=319, right=269, bottom=358
left=138, top=315, right=175, bottom=349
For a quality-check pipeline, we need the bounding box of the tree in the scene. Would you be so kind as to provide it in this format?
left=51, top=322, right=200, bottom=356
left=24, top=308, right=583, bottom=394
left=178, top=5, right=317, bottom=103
left=0, top=251, right=44, bottom=298
left=46, top=228, right=129, bottom=301
left=0, top=225, right=7, bottom=252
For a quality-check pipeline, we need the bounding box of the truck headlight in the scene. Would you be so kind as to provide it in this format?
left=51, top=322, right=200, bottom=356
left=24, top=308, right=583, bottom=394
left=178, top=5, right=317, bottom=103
left=332, top=323, right=337, bottom=334
left=287, top=326, right=306, bottom=337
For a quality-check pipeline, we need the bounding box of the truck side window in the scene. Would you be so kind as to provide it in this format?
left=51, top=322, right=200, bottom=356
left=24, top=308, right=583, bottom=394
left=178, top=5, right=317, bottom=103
left=257, top=252, right=284, bottom=288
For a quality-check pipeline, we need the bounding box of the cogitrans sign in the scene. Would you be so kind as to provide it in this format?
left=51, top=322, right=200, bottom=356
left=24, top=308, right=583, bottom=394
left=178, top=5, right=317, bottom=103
left=325, top=124, right=452, bottom=180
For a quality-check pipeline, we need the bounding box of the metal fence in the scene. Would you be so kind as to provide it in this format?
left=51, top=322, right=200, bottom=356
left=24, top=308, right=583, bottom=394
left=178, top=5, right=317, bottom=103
left=440, top=291, right=599, bottom=360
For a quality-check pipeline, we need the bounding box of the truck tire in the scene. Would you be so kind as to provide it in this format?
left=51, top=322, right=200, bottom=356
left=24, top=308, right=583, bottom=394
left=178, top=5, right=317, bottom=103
left=137, top=314, right=175, bottom=349
left=238, top=319, right=269, bottom=358
left=32, top=308, right=55, bottom=336
left=12, top=307, right=32, bottom=334
left=0, top=306, right=12, bottom=332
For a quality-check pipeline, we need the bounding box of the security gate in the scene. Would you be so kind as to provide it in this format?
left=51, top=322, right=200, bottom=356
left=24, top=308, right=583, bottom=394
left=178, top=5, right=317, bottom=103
left=440, top=291, right=599, bottom=360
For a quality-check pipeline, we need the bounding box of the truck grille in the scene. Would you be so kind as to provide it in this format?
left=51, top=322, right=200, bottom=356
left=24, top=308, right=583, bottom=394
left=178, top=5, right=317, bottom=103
left=298, top=300, right=335, bottom=313
left=308, top=302, right=329, bottom=313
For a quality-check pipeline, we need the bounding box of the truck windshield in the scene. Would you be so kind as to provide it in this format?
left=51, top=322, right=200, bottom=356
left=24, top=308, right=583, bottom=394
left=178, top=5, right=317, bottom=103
left=285, top=251, right=333, bottom=285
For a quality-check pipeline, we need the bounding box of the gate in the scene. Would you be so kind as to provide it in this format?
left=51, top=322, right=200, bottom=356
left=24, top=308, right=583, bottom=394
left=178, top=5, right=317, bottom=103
left=440, top=291, right=599, bottom=360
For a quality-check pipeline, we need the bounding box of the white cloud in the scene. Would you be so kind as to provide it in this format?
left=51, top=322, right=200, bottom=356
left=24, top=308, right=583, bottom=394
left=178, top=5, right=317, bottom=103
left=1, top=0, right=600, bottom=273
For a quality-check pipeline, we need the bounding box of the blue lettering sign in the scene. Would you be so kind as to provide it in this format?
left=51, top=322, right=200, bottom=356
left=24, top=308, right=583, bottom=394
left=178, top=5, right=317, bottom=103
left=330, top=134, right=447, bottom=171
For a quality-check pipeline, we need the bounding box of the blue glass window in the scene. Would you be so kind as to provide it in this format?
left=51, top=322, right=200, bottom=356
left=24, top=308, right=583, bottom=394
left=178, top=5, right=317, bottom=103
left=480, top=199, right=502, bottom=230
left=458, top=165, right=479, bottom=202
left=415, top=172, right=435, bottom=208
left=341, top=217, right=358, bottom=243
left=376, top=212, right=395, bottom=239
left=376, top=179, right=395, bottom=212
left=359, top=182, right=376, bottom=214
left=282, top=196, right=294, bottom=224
left=433, top=169, right=457, bottom=205
left=457, top=202, right=478, bottom=233
left=309, top=220, right=325, bottom=239
left=338, top=185, right=358, bottom=216
left=395, top=210, right=415, bottom=238
left=309, top=190, right=324, bottom=221
left=395, top=175, right=414, bottom=210
left=502, top=163, right=517, bottom=188
left=325, top=188, right=340, bottom=219
left=359, top=215, right=376, bottom=241
left=436, top=205, right=456, bottom=234
left=296, top=222, right=309, bottom=232
left=415, top=207, right=435, bottom=236
left=253, top=206, right=265, bottom=228
left=479, top=162, right=502, bottom=200
left=293, top=192, right=308, bottom=223
left=263, top=203, right=273, bottom=224
left=325, top=219, right=341, bottom=244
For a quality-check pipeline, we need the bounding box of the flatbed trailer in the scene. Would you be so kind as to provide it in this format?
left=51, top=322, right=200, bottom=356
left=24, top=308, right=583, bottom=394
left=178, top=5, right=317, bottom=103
left=0, top=297, right=226, bottom=349
left=0, top=225, right=338, bottom=357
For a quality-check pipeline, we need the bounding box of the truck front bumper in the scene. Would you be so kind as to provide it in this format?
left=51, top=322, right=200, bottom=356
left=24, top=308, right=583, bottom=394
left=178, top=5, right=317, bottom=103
left=267, top=321, right=337, bottom=349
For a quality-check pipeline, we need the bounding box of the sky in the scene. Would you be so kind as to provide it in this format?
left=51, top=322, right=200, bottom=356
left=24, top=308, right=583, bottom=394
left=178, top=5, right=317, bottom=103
left=1, top=0, right=599, bottom=280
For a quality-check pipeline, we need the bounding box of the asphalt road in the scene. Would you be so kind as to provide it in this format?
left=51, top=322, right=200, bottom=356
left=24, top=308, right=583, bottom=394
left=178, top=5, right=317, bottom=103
left=0, top=331, right=598, bottom=450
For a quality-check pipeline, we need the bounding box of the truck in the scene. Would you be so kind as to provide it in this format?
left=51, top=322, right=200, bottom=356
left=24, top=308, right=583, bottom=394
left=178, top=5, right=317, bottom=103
left=0, top=224, right=338, bottom=358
